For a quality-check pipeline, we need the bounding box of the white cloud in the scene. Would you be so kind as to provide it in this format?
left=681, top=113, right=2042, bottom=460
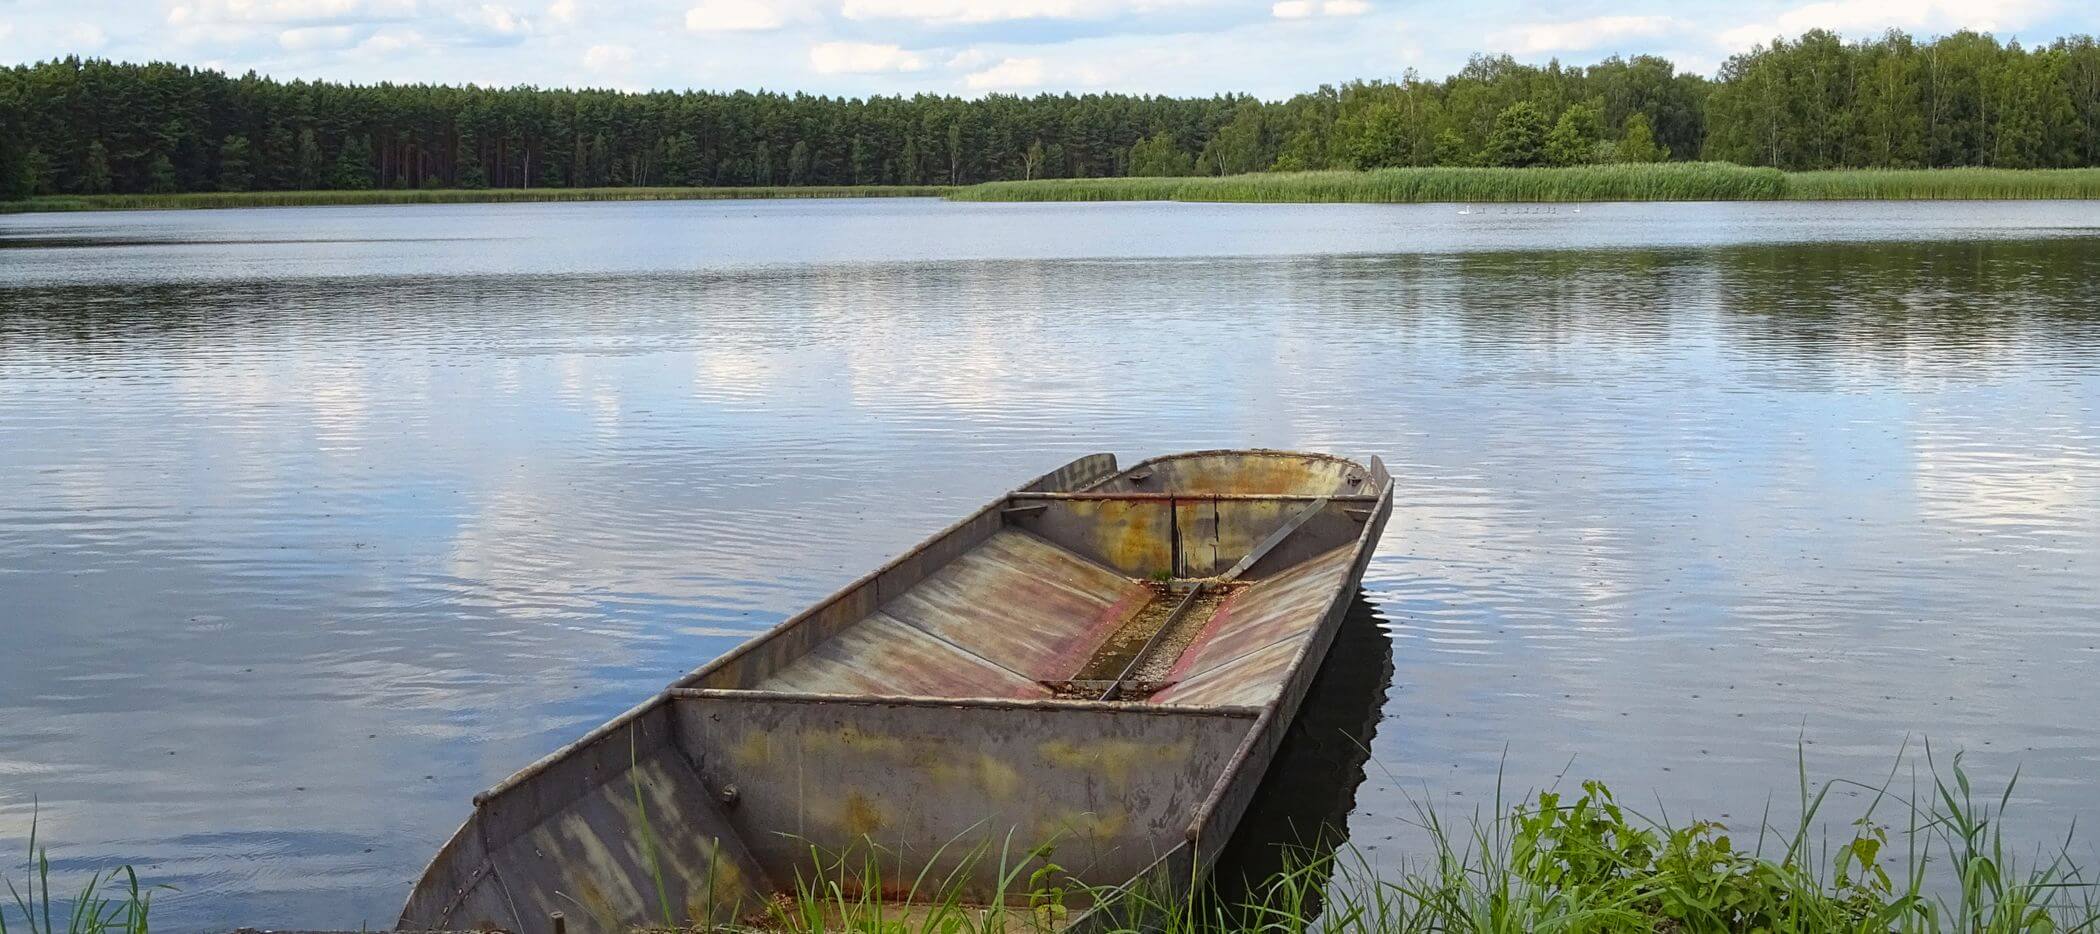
left=545, top=0, right=577, bottom=22
left=463, top=3, right=531, bottom=38
left=808, top=41, right=927, bottom=73
left=67, top=22, right=110, bottom=49
left=167, top=0, right=415, bottom=26
left=946, top=48, right=995, bottom=70
left=841, top=0, right=1208, bottom=24
left=278, top=23, right=362, bottom=48
left=1718, top=0, right=2053, bottom=49
left=582, top=42, right=633, bottom=71
left=1272, top=0, right=1367, bottom=18
left=963, top=56, right=1046, bottom=89
left=351, top=26, right=430, bottom=55
left=684, top=0, right=789, bottom=31
left=0, top=23, right=14, bottom=41
left=1491, top=15, right=1682, bottom=54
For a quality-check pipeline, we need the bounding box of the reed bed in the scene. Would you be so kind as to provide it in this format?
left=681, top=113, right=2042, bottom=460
left=952, top=163, right=1791, bottom=204
left=954, top=163, right=2100, bottom=204
left=0, top=185, right=953, bottom=213
left=1784, top=168, right=2100, bottom=200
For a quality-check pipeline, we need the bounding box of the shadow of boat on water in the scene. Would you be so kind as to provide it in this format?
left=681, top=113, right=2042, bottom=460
left=1203, top=592, right=1394, bottom=921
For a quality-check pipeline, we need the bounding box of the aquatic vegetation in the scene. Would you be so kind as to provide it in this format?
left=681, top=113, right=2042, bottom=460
left=1, top=810, right=159, bottom=934
left=950, top=164, right=1790, bottom=203
left=950, top=164, right=2100, bottom=204
left=1784, top=168, right=2100, bottom=200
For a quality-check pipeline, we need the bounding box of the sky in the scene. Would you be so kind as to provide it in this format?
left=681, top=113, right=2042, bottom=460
left=0, top=0, right=2092, bottom=99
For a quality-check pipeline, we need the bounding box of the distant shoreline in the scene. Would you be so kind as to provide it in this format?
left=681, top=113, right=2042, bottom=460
left=6, top=166, right=2100, bottom=214
left=0, top=185, right=954, bottom=214
left=952, top=165, right=2100, bottom=204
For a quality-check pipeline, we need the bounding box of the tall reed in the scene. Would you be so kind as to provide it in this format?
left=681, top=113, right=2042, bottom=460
left=2, top=810, right=159, bottom=934
left=1784, top=168, right=2100, bottom=200
left=951, top=164, right=2100, bottom=204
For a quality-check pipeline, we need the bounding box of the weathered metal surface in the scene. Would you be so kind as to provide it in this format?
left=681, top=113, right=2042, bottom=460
left=400, top=450, right=1397, bottom=934
left=756, top=610, right=1051, bottom=699
left=682, top=452, right=1117, bottom=692
left=1012, top=497, right=1176, bottom=578
left=1012, top=496, right=1362, bottom=582
left=1178, top=493, right=1393, bottom=893
left=874, top=528, right=1153, bottom=681
left=669, top=692, right=1258, bottom=901
left=1219, top=497, right=1330, bottom=582
left=1085, top=450, right=1373, bottom=497
left=1158, top=544, right=1359, bottom=695
left=1019, top=452, right=1120, bottom=493
left=399, top=704, right=771, bottom=933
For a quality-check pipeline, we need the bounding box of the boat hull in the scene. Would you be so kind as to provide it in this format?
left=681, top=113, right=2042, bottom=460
left=399, top=450, right=1393, bottom=932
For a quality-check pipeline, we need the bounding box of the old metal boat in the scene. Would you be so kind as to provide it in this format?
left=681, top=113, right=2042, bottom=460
left=399, top=449, right=1393, bottom=932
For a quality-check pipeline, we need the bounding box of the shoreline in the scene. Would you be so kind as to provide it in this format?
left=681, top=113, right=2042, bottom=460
left=0, top=185, right=955, bottom=215
left=6, top=166, right=2100, bottom=215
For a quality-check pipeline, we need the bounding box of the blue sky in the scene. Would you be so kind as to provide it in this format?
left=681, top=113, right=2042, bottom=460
left=0, top=0, right=2093, bottom=98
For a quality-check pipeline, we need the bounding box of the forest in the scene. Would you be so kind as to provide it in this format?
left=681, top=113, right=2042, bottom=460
left=3, top=28, right=2099, bottom=200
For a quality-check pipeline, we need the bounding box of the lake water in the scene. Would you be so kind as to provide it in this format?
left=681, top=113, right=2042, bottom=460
left=4, top=198, right=2099, bottom=930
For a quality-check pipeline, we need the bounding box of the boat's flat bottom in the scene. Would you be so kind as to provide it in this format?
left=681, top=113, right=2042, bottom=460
left=1069, top=582, right=1243, bottom=684
left=753, top=526, right=1359, bottom=707
left=755, top=529, right=1150, bottom=699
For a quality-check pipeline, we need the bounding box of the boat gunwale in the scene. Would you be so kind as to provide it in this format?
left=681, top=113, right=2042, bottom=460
left=1178, top=465, right=1394, bottom=845
left=1060, top=462, right=1393, bottom=932
left=1073, top=448, right=1377, bottom=494
left=669, top=687, right=1265, bottom=718
left=1010, top=491, right=1383, bottom=502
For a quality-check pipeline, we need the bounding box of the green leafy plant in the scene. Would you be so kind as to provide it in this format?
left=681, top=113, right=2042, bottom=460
left=3, top=808, right=162, bottom=934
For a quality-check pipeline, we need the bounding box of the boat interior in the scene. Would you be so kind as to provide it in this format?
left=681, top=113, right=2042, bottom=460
left=691, top=450, right=1389, bottom=706
left=399, top=451, right=1393, bottom=934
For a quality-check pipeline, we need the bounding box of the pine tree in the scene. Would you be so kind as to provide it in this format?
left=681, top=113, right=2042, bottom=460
left=295, top=129, right=325, bottom=189
left=333, top=135, right=375, bottom=189
left=22, top=148, right=53, bottom=196
left=898, top=137, right=921, bottom=184
left=82, top=140, right=113, bottom=194
left=787, top=140, right=811, bottom=185
left=217, top=135, right=254, bottom=191
left=456, top=132, right=487, bottom=188
left=146, top=153, right=180, bottom=193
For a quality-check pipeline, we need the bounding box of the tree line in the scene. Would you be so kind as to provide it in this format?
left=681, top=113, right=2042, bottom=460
left=4, top=28, right=2098, bottom=200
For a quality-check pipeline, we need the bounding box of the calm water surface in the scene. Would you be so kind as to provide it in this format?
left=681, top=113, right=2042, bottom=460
left=4, top=198, right=2100, bottom=929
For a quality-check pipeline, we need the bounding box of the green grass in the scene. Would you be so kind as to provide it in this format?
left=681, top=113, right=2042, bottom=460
left=12, top=746, right=2096, bottom=932
left=660, top=745, right=2097, bottom=933
left=951, top=164, right=2100, bottom=204
left=1784, top=168, right=2100, bottom=200
left=2, top=809, right=160, bottom=934
left=0, top=185, right=954, bottom=214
